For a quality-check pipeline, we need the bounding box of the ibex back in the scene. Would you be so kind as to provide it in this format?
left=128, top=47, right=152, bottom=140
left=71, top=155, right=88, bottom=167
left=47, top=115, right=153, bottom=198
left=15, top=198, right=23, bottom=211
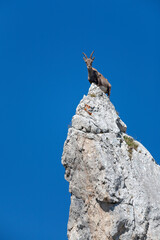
left=83, top=51, right=111, bottom=98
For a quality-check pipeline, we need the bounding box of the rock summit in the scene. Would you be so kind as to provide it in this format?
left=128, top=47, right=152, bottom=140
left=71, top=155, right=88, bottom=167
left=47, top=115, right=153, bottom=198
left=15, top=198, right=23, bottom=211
left=62, top=84, right=160, bottom=240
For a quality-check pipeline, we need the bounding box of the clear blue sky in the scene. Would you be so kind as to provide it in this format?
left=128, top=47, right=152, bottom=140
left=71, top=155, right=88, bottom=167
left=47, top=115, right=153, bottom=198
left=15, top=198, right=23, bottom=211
left=0, top=0, right=160, bottom=239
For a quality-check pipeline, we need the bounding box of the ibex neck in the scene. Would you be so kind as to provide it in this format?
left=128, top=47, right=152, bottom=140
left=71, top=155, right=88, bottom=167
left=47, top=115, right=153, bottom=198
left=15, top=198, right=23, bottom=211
left=87, top=68, right=93, bottom=76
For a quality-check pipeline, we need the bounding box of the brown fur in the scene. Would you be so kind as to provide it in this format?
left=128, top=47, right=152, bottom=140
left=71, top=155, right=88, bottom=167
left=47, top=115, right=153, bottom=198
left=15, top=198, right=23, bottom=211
left=83, top=51, right=111, bottom=98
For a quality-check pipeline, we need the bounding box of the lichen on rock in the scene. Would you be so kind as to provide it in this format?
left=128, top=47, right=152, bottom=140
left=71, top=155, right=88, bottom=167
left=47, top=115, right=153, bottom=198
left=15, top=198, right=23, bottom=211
left=62, top=84, right=160, bottom=240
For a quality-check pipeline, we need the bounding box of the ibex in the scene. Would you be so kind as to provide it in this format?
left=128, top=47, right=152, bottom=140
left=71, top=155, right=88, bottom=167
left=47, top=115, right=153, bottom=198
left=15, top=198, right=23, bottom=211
left=83, top=51, right=111, bottom=98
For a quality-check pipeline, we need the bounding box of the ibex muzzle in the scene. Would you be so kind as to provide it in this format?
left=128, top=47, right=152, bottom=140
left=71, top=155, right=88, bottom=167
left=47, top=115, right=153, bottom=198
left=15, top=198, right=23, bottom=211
left=83, top=51, right=111, bottom=98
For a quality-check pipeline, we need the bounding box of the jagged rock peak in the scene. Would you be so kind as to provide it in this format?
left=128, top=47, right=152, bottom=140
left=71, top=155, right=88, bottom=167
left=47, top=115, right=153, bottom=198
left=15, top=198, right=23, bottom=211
left=62, top=84, right=160, bottom=240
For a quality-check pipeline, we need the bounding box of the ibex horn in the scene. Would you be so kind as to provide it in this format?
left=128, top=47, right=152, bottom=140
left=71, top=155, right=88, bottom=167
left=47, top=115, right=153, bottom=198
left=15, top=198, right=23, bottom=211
left=82, top=52, right=88, bottom=59
left=90, top=51, right=94, bottom=59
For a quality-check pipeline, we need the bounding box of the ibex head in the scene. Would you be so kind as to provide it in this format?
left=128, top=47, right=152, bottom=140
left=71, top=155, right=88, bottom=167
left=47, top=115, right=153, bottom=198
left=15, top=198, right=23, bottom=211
left=83, top=51, right=95, bottom=69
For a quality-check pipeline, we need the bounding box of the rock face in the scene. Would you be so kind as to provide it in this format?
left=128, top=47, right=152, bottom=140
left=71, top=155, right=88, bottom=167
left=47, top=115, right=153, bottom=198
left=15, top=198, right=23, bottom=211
left=62, top=84, right=160, bottom=240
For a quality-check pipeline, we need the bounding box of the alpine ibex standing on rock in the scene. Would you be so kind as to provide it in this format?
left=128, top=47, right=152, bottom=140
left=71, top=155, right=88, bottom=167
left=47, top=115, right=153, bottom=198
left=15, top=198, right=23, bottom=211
left=83, top=51, right=111, bottom=98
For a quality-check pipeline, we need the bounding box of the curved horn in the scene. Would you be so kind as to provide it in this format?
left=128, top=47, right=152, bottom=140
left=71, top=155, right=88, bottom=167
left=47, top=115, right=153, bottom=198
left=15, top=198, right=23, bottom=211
left=90, top=51, right=94, bottom=59
left=82, top=52, right=88, bottom=59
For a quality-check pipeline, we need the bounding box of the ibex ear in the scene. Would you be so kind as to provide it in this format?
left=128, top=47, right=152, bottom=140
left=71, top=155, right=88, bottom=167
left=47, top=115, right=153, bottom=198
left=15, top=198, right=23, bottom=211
left=92, top=57, right=95, bottom=61
left=83, top=57, right=87, bottom=62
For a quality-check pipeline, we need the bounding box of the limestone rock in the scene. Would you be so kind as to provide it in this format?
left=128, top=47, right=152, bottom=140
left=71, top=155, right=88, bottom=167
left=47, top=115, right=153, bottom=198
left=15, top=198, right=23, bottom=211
left=62, top=84, right=160, bottom=240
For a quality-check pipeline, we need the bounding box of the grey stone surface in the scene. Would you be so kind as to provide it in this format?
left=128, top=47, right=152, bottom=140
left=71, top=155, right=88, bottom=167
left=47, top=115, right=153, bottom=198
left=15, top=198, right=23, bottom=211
left=62, top=84, right=160, bottom=240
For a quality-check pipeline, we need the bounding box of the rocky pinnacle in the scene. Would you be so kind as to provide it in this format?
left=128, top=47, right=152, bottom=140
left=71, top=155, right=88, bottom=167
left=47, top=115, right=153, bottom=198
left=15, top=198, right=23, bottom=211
left=62, top=84, right=160, bottom=240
